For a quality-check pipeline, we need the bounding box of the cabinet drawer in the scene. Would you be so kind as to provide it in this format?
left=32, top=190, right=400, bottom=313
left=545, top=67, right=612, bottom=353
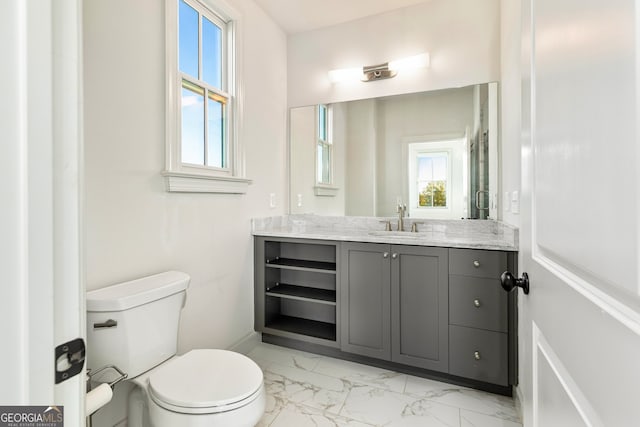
left=449, top=275, right=507, bottom=332
left=449, top=325, right=508, bottom=386
left=449, top=249, right=507, bottom=279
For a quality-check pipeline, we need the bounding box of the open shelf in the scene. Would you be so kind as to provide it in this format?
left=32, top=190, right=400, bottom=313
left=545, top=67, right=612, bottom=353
left=266, top=315, right=336, bottom=341
left=266, top=257, right=337, bottom=273
left=258, top=238, right=339, bottom=345
left=266, top=283, right=336, bottom=305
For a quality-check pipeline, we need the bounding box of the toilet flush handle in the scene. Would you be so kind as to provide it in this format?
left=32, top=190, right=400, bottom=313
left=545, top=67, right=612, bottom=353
left=93, top=319, right=118, bottom=329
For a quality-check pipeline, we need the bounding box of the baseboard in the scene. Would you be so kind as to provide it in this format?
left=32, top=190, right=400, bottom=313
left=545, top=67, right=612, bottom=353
left=514, top=384, right=524, bottom=423
left=228, top=331, right=261, bottom=355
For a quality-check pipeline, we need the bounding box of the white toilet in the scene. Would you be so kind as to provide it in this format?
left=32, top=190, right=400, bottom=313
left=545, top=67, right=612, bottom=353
left=86, top=271, right=265, bottom=427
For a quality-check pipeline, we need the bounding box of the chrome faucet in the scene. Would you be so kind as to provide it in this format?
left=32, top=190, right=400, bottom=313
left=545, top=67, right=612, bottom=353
left=396, top=202, right=407, bottom=231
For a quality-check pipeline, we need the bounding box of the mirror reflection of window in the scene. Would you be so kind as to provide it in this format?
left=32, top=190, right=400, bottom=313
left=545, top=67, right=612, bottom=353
left=316, top=104, right=332, bottom=185
left=417, top=153, right=448, bottom=208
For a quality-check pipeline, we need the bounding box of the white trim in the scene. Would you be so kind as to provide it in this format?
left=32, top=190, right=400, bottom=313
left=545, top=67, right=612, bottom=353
left=228, top=332, right=261, bottom=355
left=532, top=250, right=640, bottom=337
left=162, top=170, right=251, bottom=193
left=487, top=82, right=499, bottom=219
left=532, top=323, right=604, bottom=427
left=314, top=185, right=339, bottom=197
left=514, top=385, right=525, bottom=425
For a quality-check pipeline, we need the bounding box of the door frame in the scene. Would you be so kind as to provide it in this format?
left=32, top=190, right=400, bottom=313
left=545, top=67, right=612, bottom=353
left=0, top=0, right=85, bottom=424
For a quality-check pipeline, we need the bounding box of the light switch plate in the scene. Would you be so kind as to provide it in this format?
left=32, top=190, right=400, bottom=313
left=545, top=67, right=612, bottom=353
left=511, top=191, right=519, bottom=214
left=297, top=194, right=303, bottom=207
left=504, top=192, right=510, bottom=212
left=269, top=193, right=276, bottom=208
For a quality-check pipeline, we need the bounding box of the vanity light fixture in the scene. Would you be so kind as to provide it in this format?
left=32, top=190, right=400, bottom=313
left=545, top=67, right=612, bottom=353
left=328, top=53, right=429, bottom=83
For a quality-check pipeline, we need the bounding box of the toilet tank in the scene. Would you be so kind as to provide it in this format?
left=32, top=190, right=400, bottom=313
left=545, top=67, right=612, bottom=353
left=86, top=271, right=190, bottom=378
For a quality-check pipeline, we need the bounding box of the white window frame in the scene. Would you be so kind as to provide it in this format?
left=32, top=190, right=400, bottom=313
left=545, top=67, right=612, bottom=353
left=314, top=104, right=338, bottom=197
left=163, top=0, right=251, bottom=193
left=408, top=142, right=453, bottom=217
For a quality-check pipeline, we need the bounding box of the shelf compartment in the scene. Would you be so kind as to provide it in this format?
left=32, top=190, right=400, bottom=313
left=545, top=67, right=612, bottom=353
left=265, top=315, right=336, bottom=341
left=265, top=296, right=336, bottom=342
left=266, top=283, right=336, bottom=305
left=266, top=257, right=336, bottom=273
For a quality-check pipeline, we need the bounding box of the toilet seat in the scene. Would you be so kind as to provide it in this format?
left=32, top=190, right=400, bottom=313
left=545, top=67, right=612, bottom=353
left=148, top=349, right=264, bottom=415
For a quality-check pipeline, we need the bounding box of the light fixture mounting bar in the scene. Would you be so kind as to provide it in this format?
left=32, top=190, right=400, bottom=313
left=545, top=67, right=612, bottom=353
left=362, top=62, right=397, bottom=82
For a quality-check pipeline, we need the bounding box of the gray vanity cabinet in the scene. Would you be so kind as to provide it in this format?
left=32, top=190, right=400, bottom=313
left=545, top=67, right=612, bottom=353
left=340, top=242, right=391, bottom=359
left=391, top=245, right=449, bottom=372
left=256, top=237, right=517, bottom=393
left=340, top=242, right=449, bottom=373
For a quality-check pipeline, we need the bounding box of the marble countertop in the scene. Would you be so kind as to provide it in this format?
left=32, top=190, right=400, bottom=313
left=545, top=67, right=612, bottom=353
left=252, top=215, right=518, bottom=252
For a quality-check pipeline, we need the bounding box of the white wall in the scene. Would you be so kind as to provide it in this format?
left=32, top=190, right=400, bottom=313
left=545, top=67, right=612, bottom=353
left=83, top=0, right=286, bottom=424
left=345, top=99, right=377, bottom=216
left=500, top=0, right=522, bottom=227
left=287, top=0, right=500, bottom=107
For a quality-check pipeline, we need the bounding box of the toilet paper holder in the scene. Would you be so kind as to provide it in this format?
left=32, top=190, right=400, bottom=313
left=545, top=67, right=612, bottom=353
left=87, top=365, right=128, bottom=391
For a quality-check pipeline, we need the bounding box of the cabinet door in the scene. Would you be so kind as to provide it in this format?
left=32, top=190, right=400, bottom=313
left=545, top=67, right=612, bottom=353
left=391, top=245, right=448, bottom=372
left=340, top=242, right=391, bottom=360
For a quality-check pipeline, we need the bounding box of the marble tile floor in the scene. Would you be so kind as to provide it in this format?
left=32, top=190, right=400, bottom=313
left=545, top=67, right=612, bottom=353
left=247, top=342, right=522, bottom=427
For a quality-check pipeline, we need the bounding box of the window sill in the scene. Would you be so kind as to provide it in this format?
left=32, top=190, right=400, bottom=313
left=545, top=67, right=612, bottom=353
left=314, top=186, right=339, bottom=197
left=162, top=171, right=252, bottom=193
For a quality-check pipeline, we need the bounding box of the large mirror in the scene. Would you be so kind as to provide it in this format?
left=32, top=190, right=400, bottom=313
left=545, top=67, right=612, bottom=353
left=289, top=83, right=499, bottom=220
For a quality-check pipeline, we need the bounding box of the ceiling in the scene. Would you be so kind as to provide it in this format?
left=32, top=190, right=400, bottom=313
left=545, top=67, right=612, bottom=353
left=253, top=0, right=433, bottom=34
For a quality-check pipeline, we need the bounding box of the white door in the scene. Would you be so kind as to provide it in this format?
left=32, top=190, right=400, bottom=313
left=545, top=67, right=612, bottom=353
left=0, top=1, right=85, bottom=425
left=518, top=0, right=640, bottom=425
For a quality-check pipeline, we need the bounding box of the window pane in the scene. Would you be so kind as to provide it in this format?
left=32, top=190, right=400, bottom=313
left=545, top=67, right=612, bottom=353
left=318, top=105, right=327, bottom=141
left=202, top=17, right=222, bottom=89
left=179, top=0, right=199, bottom=78
left=181, top=83, right=205, bottom=165
left=317, top=143, right=330, bottom=184
left=432, top=156, right=447, bottom=181
left=207, top=95, right=224, bottom=168
left=418, top=157, right=433, bottom=180
left=416, top=152, right=448, bottom=208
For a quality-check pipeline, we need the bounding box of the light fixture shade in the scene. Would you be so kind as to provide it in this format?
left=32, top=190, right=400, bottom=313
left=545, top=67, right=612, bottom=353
left=328, top=52, right=429, bottom=83
left=327, top=67, right=362, bottom=83
left=388, top=53, right=430, bottom=72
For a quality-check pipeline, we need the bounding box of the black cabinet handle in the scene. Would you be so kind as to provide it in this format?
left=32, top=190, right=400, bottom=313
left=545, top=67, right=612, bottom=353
left=500, top=271, right=530, bottom=294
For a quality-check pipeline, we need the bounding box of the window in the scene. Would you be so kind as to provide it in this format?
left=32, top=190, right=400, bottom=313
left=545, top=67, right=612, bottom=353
left=164, top=0, right=250, bottom=193
left=314, top=104, right=338, bottom=196
left=416, top=152, right=448, bottom=208
left=316, top=104, right=332, bottom=185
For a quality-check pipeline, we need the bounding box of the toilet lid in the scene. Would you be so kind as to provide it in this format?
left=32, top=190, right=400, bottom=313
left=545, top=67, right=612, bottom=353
left=149, top=349, right=263, bottom=410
